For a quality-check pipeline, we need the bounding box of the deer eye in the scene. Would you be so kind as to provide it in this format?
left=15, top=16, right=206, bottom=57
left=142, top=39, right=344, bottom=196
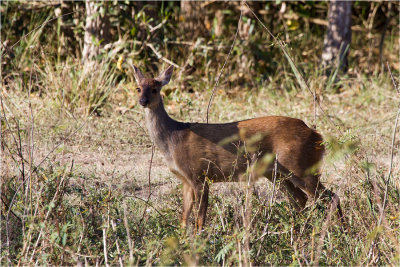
left=136, top=88, right=141, bottom=93
left=152, top=89, right=157, bottom=94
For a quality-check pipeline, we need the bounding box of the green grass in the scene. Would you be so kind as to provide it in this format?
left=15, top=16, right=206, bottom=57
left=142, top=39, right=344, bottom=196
left=1, top=8, right=400, bottom=265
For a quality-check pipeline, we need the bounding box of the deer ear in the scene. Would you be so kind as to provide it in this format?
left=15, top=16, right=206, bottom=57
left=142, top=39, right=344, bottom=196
left=156, top=65, right=174, bottom=86
left=131, top=64, right=144, bottom=85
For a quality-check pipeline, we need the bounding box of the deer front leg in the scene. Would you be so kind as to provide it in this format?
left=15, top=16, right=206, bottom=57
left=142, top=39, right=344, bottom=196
left=181, top=182, right=194, bottom=229
left=194, top=181, right=209, bottom=232
left=289, top=174, right=344, bottom=222
left=303, top=175, right=344, bottom=222
left=279, top=180, right=308, bottom=210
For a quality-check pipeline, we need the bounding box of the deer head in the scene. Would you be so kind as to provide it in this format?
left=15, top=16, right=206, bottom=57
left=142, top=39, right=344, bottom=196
left=131, top=65, right=174, bottom=109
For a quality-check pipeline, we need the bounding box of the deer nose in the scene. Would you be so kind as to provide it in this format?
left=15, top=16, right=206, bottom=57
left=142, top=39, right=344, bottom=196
left=139, top=98, right=149, bottom=107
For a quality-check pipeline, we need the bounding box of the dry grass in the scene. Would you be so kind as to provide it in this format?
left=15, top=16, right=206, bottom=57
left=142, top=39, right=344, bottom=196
left=1, top=6, right=399, bottom=264
left=2, top=57, right=399, bottom=264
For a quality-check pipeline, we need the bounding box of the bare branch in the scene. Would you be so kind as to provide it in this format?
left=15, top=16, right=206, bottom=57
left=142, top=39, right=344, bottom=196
left=206, top=1, right=243, bottom=124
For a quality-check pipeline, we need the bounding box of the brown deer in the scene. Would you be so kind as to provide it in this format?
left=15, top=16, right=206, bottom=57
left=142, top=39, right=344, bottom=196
left=132, top=64, right=343, bottom=231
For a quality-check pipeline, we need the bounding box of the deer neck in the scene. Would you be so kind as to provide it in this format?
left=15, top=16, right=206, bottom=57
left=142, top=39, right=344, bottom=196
left=144, top=100, right=185, bottom=158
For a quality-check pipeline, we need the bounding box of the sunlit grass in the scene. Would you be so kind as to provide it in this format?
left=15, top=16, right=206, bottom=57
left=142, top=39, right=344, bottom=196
left=1, top=4, right=399, bottom=265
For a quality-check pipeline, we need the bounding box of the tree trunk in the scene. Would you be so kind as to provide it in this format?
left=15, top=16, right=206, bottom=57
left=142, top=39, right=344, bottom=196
left=180, top=1, right=206, bottom=39
left=321, top=0, right=352, bottom=75
left=82, top=1, right=111, bottom=67
left=58, top=1, right=74, bottom=56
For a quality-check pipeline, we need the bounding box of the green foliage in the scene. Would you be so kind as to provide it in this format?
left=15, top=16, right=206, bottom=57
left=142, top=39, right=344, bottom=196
left=1, top=1, right=399, bottom=265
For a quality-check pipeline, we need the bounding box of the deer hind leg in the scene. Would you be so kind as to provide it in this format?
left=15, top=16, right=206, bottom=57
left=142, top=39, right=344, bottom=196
left=289, top=174, right=344, bottom=220
left=193, top=180, right=209, bottom=232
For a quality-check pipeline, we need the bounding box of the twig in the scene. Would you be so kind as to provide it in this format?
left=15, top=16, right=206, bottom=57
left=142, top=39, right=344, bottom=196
left=149, top=17, right=168, bottom=33
left=378, top=63, right=400, bottom=225
left=1, top=197, right=21, bottom=222
left=215, top=202, right=226, bottom=231
left=206, top=2, right=243, bottom=124
left=368, top=62, right=399, bottom=263
left=388, top=61, right=400, bottom=95
left=125, top=114, right=149, bottom=141
left=279, top=13, right=376, bottom=33
left=127, top=194, right=178, bottom=230
left=0, top=96, right=26, bottom=172
left=147, top=144, right=155, bottom=202
left=128, top=195, right=166, bottom=219
left=166, top=40, right=229, bottom=51
left=313, top=200, right=335, bottom=265
left=102, top=216, right=109, bottom=267
left=379, top=62, right=399, bottom=223
left=256, top=155, right=278, bottom=257
left=21, top=65, right=36, bottom=251
left=139, top=144, right=155, bottom=225
left=123, top=204, right=134, bottom=264
left=111, top=220, right=124, bottom=267
left=19, top=181, right=47, bottom=265
left=5, top=117, right=27, bottom=259
left=1, top=90, right=5, bottom=261
left=146, top=43, right=180, bottom=68
left=243, top=154, right=256, bottom=266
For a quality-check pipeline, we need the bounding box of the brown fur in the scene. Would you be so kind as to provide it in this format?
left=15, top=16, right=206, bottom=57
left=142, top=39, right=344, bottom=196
left=132, top=65, right=343, bottom=231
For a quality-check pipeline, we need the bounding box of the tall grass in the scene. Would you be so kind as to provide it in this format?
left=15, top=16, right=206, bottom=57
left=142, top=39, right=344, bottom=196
left=1, top=5, right=399, bottom=266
